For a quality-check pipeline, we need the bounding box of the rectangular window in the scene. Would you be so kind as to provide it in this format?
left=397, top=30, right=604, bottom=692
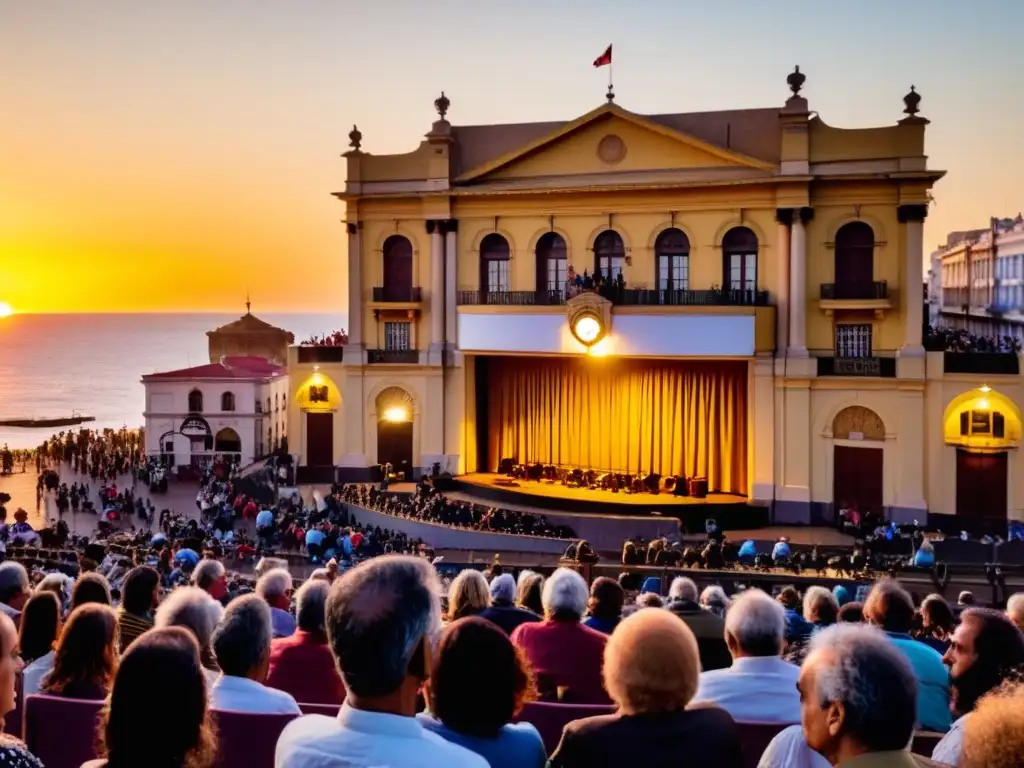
left=486, top=260, right=510, bottom=293
left=384, top=322, right=411, bottom=351
left=835, top=324, right=873, bottom=358
left=658, top=255, right=689, bottom=291
left=728, top=253, right=756, bottom=292
left=547, top=257, right=566, bottom=293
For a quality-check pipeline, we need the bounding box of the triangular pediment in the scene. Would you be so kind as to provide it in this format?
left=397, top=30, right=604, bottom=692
left=456, top=103, right=775, bottom=183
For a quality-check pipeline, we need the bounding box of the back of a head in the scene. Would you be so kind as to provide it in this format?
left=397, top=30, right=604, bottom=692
left=588, top=577, right=624, bottom=621
left=295, top=579, right=330, bottom=634
left=808, top=623, right=917, bottom=753
left=541, top=568, right=588, bottom=620
left=255, top=567, right=291, bottom=602
left=960, top=682, right=1024, bottom=768
left=489, top=573, right=516, bottom=604
left=778, top=586, right=801, bottom=611
left=18, top=590, right=61, bottom=663
left=192, top=559, right=225, bottom=592
left=155, top=587, right=224, bottom=656
left=121, top=566, right=160, bottom=617
left=0, top=562, right=28, bottom=605
left=804, top=586, right=839, bottom=626
left=920, top=594, right=955, bottom=632
left=838, top=602, right=864, bottom=624
left=864, top=580, right=915, bottom=633
left=724, top=588, right=785, bottom=657
left=448, top=569, right=489, bottom=620
left=72, top=572, right=112, bottom=610
left=515, top=573, right=544, bottom=614
left=604, top=608, right=700, bottom=714
left=1006, top=593, right=1024, bottom=629
left=326, top=554, right=441, bottom=699
left=668, top=577, right=698, bottom=603
left=211, top=594, right=272, bottom=677
left=46, top=603, right=118, bottom=695
left=102, top=626, right=213, bottom=768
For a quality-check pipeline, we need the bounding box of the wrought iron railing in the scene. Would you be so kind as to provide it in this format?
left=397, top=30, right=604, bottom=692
left=817, top=356, right=896, bottom=378
left=367, top=349, right=420, bottom=364
left=372, top=286, right=423, bottom=302
left=456, top=288, right=770, bottom=307
left=820, top=281, right=889, bottom=300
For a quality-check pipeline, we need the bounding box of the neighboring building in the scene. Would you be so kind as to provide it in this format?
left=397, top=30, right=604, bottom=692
left=143, top=356, right=289, bottom=469
left=935, top=216, right=1024, bottom=343
left=288, top=69, right=1024, bottom=529
left=207, top=303, right=295, bottom=365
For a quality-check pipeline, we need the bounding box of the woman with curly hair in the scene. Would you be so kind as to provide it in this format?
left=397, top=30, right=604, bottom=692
left=420, top=617, right=544, bottom=768
left=41, top=603, right=118, bottom=700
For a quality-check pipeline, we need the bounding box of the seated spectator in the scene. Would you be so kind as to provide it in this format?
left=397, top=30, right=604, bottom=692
left=633, top=592, right=663, bottom=610
left=42, top=603, right=118, bottom=700
left=191, top=559, right=228, bottom=602
left=582, top=577, right=623, bottom=635
left=0, top=612, right=42, bottom=767
left=266, top=580, right=344, bottom=705
left=275, top=555, right=487, bottom=768
left=155, top=587, right=224, bottom=683
left=447, top=570, right=489, bottom=622
left=87, top=627, right=215, bottom=768
left=71, top=572, right=112, bottom=610
left=0, top=563, right=30, bottom=627
left=549, top=608, right=741, bottom=768
left=481, top=574, right=540, bottom=636
left=1005, top=592, right=1024, bottom=633
left=19, top=591, right=61, bottom=697
left=665, top=577, right=730, bottom=671
left=209, top=594, right=300, bottom=714
left=864, top=580, right=951, bottom=732
left=699, top=585, right=731, bottom=619
left=255, top=568, right=296, bottom=638
left=958, top=682, right=1024, bottom=768
left=838, top=602, right=864, bottom=624
left=917, top=594, right=956, bottom=655
left=958, top=591, right=975, bottom=608
left=117, top=566, right=159, bottom=652
left=510, top=568, right=609, bottom=704
left=515, top=572, right=544, bottom=616
left=804, top=586, right=839, bottom=629
left=778, top=586, right=813, bottom=643
left=419, top=617, right=544, bottom=768
left=692, top=588, right=800, bottom=724
left=932, top=608, right=1024, bottom=766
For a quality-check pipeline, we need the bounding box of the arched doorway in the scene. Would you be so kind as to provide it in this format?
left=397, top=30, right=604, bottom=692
left=376, top=386, right=414, bottom=479
left=832, top=406, right=885, bottom=515
left=535, top=232, right=567, bottom=298
left=834, top=222, right=875, bottom=298
left=382, top=235, right=413, bottom=301
left=214, top=427, right=242, bottom=454
left=722, top=226, right=758, bottom=300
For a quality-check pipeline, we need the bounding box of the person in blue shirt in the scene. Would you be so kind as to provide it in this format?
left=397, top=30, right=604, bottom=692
left=771, top=537, right=791, bottom=564
left=738, top=540, right=757, bottom=559
left=419, top=617, right=545, bottom=768
left=913, top=539, right=936, bottom=568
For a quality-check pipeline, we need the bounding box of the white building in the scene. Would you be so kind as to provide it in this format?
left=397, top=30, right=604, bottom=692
left=142, top=356, right=289, bottom=469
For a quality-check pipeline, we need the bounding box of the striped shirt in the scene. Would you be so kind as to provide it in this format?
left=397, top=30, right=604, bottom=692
left=117, top=609, right=154, bottom=652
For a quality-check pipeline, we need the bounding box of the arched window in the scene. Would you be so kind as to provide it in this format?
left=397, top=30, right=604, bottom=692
left=480, top=233, right=511, bottom=297
left=722, top=227, right=758, bottom=295
left=593, top=230, right=625, bottom=282
left=188, top=389, right=203, bottom=413
left=834, top=222, right=876, bottom=298
left=382, top=235, right=413, bottom=301
left=536, top=232, right=567, bottom=297
left=655, top=228, right=690, bottom=297
left=221, top=392, right=235, bottom=412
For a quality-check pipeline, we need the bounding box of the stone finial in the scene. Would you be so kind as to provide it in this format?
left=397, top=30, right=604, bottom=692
left=787, top=65, right=806, bottom=96
left=903, top=85, right=921, bottom=116
left=434, top=91, right=450, bottom=121
left=348, top=124, right=362, bottom=150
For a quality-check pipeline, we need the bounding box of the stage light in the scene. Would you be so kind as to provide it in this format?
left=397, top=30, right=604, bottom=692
left=383, top=405, right=409, bottom=423
left=571, top=313, right=604, bottom=346
left=979, top=384, right=992, bottom=393
left=587, top=337, right=610, bottom=357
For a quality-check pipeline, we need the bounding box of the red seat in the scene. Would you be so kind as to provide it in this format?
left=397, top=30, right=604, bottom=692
left=298, top=702, right=340, bottom=717
left=211, top=710, right=299, bottom=768
left=25, top=694, right=104, bottom=768
left=513, top=701, right=615, bottom=755
left=5, top=673, right=24, bottom=740
left=735, top=721, right=789, bottom=768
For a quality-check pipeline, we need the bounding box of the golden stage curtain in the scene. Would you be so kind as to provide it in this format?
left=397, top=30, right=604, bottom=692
left=486, top=357, right=747, bottom=495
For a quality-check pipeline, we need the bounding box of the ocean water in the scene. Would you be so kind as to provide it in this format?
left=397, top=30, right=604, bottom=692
left=0, top=312, right=345, bottom=449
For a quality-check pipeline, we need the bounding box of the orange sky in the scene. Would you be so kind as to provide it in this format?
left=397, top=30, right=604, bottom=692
left=2, top=1, right=1023, bottom=314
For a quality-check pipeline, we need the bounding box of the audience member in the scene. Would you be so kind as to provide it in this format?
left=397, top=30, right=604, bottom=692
left=255, top=568, right=296, bottom=639
left=447, top=570, right=489, bottom=622
left=515, top=572, right=544, bottom=616
left=549, top=608, right=742, bottom=768
left=72, top=572, right=113, bottom=609
left=510, top=568, right=609, bottom=704
left=275, top=555, right=487, bottom=767
left=0, top=564, right=29, bottom=627
left=917, top=594, right=956, bottom=655
left=155, top=586, right=224, bottom=682
left=778, top=586, right=813, bottom=643
left=209, top=594, right=300, bottom=714
left=838, top=602, right=864, bottom=624
left=958, top=682, right=1024, bottom=768
left=419, top=617, right=544, bottom=768
left=665, top=577, right=730, bottom=671
left=692, top=588, right=800, bottom=723
left=266, top=579, right=344, bottom=705
left=582, top=577, right=623, bottom=635
left=0, top=613, right=41, bottom=767
left=863, top=580, right=951, bottom=732
left=958, top=592, right=975, bottom=608
left=18, top=591, right=61, bottom=697
left=1005, top=592, right=1024, bottom=633
left=480, top=574, right=540, bottom=636
left=41, top=603, right=118, bottom=700
left=192, top=559, right=228, bottom=602
left=699, top=585, right=731, bottom=619
left=932, top=608, right=1024, bottom=766
left=117, top=566, right=159, bottom=652
left=803, top=586, right=839, bottom=629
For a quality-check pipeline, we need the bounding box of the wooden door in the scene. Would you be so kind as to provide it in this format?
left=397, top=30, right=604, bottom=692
left=305, top=412, right=334, bottom=467
left=835, top=222, right=875, bottom=297
left=378, top=421, right=414, bottom=478
left=956, top=450, right=1008, bottom=521
left=833, top=445, right=884, bottom=512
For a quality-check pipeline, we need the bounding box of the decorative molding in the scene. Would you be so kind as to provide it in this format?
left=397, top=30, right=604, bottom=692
left=798, top=207, right=815, bottom=224
left=775, top=208, right=795, bottom=226
left=346, top=222, right=359, bottom=235
left=439, top=218, right=459, bottom=235
left=898, top=204, right=929, bottom=224
left=425, top=220, right=438, bottom=235
left=597, top=134, right=627, bottom=165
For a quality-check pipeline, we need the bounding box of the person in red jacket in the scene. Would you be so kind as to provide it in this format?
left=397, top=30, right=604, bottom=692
left=266, top=579, right=345, bottom=705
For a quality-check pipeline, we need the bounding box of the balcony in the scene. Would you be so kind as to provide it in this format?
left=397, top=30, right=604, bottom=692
left=456, top=287, right=770, bottom=307
left=297, top=346, right=344, bottom=363
left=818, top=281, right=892, bottom=317
left=457, top=290, right=566, bottom=306
left=367, top=349, right=420, bottom=364
left=817, top=356, right=896, bottom=378
left=372, top=286, right=423, bottom=303
left=944, top=352, right=1020, bottom=376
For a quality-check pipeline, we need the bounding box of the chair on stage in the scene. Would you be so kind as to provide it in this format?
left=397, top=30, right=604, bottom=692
left=25, top=694, right=104, bottom=768
left=210, top=710, right=299, bottom=768
left=513, top=701, right=616, bottom=755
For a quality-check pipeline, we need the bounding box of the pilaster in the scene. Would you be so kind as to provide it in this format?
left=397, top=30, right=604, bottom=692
left=899, top=204, right=929, bottom=358
left=442, top=219, right=459, bottom=352
left=346, top=222, right=363, bottom=348
left=775, top=208, right=793, bottom=355
left=788, top=207, right=813, bottom=358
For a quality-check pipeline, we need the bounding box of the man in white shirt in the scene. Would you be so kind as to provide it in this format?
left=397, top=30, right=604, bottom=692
left=275, top=555, right=486, bottom=768
left=209, top=594, right=301, bottom=715
left=256, top=567, right=297, bottom=638
left=690, top=588, right=801, bottom=724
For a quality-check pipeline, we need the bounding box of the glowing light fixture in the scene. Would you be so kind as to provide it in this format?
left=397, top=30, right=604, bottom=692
left=0, top=302, right=13, bottom=318
left=571, top=313, right=605, bottom=347
left=979, top=384, right=992, bottom=393
left=383, top=405, right=409, bottom=423
left=977, top=398, right=990, bottom=411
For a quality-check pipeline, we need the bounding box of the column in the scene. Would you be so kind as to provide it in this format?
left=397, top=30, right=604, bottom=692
left=775, top=209, right=792, bottom=354
left=899, top=204, right=928, bottom=356
left=428, top=220, right=444, bottom=347
left=346, top=223, right=362, bottom=347
left=444, top=220, right=458, bottom=347
left=788, top=208, right=811, bottom=357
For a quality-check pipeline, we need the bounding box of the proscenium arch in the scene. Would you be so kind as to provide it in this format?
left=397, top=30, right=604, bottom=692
left=942, top=388, right=1023, bottom=444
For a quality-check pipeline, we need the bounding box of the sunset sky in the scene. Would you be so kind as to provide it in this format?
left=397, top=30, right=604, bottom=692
left=2, top=0, right=1023, bottom=314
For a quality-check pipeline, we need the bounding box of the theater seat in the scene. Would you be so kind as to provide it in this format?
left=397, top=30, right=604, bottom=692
left=25, top=694, right=104, bottom=768
left=735, top=721, right=789, bottom=768
left=298, top=702, right=341, bottom=717
left=911, top=730, right=945, bottom=758
left=6, top=673, right=23, bottom=740
left=513, top=701, right=615, bottom=755
left=211, top=710, right=299, bottom=768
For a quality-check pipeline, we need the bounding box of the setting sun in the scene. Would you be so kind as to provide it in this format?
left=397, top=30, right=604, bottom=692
left=0, top=302, right=14, bottom=318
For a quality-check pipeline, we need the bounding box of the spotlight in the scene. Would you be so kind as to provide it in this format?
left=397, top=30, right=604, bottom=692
left=571, top=313, right=605, bottom=347
left=383, top=405, right=408, bottom=423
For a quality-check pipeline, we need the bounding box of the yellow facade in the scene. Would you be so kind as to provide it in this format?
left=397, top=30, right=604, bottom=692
left=289, top=71, right=1024, bottom=527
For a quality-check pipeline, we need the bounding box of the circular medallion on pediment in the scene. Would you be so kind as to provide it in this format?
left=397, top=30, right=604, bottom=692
left=597, top=134, right=626, bottom=164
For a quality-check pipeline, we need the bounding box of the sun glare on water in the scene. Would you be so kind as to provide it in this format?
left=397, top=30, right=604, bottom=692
left=0, top=302, right=13, bottom=318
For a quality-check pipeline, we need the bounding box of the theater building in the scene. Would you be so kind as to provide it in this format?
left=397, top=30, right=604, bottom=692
left=288, top=69, right=1024, bottom=530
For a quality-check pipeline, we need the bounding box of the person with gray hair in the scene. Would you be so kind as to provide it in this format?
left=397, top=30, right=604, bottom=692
left=666, top=576, right=730, bottom=671
left=803, top=585, right=839, bottom=628
left=692, top=588, right=801, bottom=724
left=191, top=558, right=227, bottom=602
left=255, top=567, right=296, bottom=638
left=266, top=580, right=344, bottom=705
left=509, top=568, right=610, bottom=704
left=209, top=594, right=300, bottom=715
left=1006, top=592, right=1024, bottom=632
left=0, top=562, right=30, bottom=624
left=155, top=586, right=225, bottom=684
left=276, top=555, right=486, bottom=768
left=480, top=573, right=540, bottom=636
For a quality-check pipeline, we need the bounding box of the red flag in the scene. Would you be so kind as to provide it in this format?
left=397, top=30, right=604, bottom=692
left=593, top=44, right=612, bottom=68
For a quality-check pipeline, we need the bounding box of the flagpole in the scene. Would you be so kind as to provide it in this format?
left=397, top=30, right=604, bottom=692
left=607, top=59, right=614, bottom=102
